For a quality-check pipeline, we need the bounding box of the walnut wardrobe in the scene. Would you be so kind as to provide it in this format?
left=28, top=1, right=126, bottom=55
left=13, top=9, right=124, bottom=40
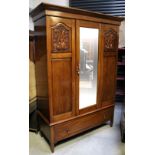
left=30, top=3, right=124, bottom=152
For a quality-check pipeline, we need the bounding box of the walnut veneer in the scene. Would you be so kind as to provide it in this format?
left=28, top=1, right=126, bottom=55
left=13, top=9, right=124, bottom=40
left=30, top=3, right=124, bottom=152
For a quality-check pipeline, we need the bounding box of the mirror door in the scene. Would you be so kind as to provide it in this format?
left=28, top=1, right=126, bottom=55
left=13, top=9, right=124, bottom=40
left=76, top=20, right=101, bottom=114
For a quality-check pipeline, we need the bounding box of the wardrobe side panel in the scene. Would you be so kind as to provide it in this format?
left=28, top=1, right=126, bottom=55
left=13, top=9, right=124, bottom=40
left=34, top=17, right=50, bottom=120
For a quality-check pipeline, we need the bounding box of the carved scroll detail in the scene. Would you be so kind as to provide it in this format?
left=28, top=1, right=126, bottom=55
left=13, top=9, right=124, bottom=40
left=51, top=23, right=71, bottom=52
left=104, top=29, right=118, bottom=52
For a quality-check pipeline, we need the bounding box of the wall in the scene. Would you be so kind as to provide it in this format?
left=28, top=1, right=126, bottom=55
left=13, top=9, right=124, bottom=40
left=29, top=59, right=36, bottom=102
left=119, top=20, right=125, bottom=48
left=29, top=0, right=69, bottom=9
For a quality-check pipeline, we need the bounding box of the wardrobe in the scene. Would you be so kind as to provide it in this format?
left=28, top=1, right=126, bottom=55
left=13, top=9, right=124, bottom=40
left=30, top=3, right=124, bottom=152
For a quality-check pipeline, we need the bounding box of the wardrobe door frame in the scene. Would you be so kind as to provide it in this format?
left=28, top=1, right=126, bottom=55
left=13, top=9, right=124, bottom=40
left=100, top=24, right=119, bottom=107
left=46, top=16, right=76, bottom=122
left=75, top=20, right=102, bottom=115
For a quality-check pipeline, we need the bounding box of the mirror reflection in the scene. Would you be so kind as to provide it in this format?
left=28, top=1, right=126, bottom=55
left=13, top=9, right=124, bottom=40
left=79, top=27, right=99, bottom=109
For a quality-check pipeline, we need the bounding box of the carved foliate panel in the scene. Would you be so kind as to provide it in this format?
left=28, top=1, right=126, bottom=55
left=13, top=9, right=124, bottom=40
left=104, top=29, right=118, bottom=52
left=51, top=23, right=71, bottom=52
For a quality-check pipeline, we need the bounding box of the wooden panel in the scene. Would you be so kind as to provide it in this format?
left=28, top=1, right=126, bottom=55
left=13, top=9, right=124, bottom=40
left=54, top=106, right=114, bottom=143
left=53, top=112, right=72, bottom=122
left=104, top=28, right=118, bottom=52
left=39, top=115, right=51, bottom=144
left=51, top=58, right=72, bottom=115
left=79, top=105, right=97, bottom=115
left=48, top=17, right=75, bottom=53
left=51, top=53, right=72, bottom=59
left=34, top=17, right=50, bottom=121
left=37, top=97, right=49, bottom=120
left=102, top=56, right=117, bottom=102
left=51, top=23, right=71, bottom=53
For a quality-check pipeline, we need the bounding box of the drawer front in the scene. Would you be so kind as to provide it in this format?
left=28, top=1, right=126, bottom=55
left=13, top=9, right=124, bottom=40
left=54, top=107, right=114, bottom=142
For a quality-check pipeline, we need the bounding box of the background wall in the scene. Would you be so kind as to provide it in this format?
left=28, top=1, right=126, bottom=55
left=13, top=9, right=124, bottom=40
left=29, top=0, right=69, bottom=9
left=119, top=20, right=125, bottom=48
left=29, top=59, right=36, bottom=102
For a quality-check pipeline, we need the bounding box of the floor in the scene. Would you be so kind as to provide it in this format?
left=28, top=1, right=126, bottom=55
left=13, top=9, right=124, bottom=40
left=29, top=104, right=125, bottom=155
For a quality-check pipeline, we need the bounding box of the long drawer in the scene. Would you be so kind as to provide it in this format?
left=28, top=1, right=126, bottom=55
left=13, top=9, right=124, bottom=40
left=53, top=107, right=114, bottom=143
